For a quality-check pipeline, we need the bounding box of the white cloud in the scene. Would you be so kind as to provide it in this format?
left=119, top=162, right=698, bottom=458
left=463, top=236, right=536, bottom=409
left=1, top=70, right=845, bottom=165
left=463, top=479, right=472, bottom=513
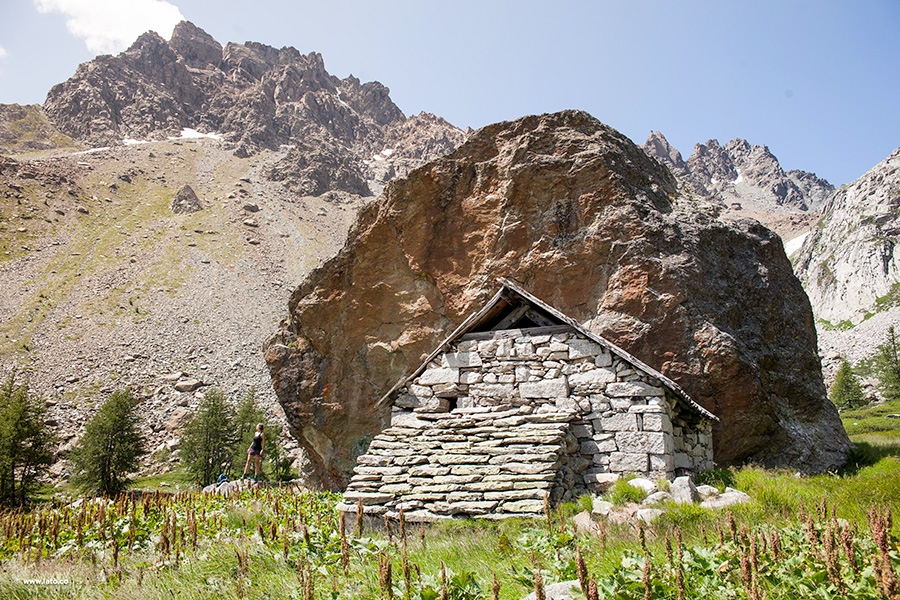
left=0, top=45, right=8, bottom=60
left=34, top=0, right=184, bottom=55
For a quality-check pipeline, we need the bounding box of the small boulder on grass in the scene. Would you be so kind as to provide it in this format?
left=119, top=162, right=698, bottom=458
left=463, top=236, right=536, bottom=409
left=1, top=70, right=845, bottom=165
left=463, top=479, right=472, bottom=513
left=627, top=477, right=658, bottom=494
left=522, top=580, right=581, bottom=600
left=701, top=487, right=751, bottom=509
left=696, top=484, right=719, bottom=499
left=202, top=478, right=250, bottom=496
left=171, top=184, right=203, bottom=214
left=643, top=491, right=673, bottom=505
left=592, top=498, right=614, bottom=516
left=636, top=508, right=664, bottom=524
left=572, top=511, right=601, bottom=535
left=670, top=475, right=700, bottom=504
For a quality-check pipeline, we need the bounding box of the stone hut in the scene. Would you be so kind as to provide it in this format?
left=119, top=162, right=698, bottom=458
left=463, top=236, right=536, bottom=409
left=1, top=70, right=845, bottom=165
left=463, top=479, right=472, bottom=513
left=338, top=278, right=716, bottom=522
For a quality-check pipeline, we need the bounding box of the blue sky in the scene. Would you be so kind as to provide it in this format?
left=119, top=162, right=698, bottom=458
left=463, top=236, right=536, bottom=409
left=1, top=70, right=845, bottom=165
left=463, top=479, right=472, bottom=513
left=0, top=0, right=897, bottom=186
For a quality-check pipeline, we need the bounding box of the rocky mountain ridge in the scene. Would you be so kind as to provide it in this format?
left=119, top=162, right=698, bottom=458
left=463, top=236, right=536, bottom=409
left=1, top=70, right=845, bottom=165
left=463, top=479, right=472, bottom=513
left=641, top=135, right=900, bottom=387
left=794, top=147, right=900, bottom=372
left=643, top=132, right=834, bottom=239
left=43, top=20, right=466, bottom=199
left=265, top=110, right=849, bottom=489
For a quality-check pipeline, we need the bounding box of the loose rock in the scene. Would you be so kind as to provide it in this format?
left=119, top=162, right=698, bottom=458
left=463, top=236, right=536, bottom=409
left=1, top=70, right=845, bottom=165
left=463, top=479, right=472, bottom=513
left=170, top=184, right=202, bottom=214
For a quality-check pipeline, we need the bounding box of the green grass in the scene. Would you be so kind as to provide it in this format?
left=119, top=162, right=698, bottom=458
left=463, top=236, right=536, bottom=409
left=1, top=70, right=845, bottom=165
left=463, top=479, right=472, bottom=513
left=124, top=470, right=195, bottom=493
left=604, top=478, right=649, bottom=506
left=0, top=448, right=899, bottom=600
left=729, top=457, right=900, bottom=524
left=872, top=281, right=900, bottom=317
left=1, top=105, right=80, bottom=155
left=841, top=397, right=900, bottom=437
left=816, top=317, right=856, bottom=331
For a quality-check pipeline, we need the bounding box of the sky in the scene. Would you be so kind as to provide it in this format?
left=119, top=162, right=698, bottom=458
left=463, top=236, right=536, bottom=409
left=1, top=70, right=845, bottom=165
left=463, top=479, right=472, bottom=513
left=0, top=1, right=898, bottom=186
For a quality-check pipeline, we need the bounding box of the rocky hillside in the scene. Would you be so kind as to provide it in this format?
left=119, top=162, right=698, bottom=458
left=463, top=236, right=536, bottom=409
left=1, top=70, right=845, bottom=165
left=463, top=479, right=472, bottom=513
left=0, top=104, right=80, bottom=155
left=0, top=22, right=469, bottom=479
left=794, top=147, right=900, bottom=366
left=43, top=20, right=466, bottom=198
left=643, top=132, right=833, bottom=239
left=266, top=110, right=849, bottom=490
left=0, top=139, right=353, bottom=476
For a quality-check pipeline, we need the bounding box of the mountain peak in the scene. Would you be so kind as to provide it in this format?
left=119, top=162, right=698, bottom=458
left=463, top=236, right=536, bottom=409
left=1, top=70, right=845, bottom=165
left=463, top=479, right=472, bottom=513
left=642, top=133, right=834, bottom=229
left=126, top=30, right=169, bottom=53
left=40, top=23, right=465, bottom=197
left=169, top=20, right=222, bottom=69
left=643, top=130, right=686, bottom=173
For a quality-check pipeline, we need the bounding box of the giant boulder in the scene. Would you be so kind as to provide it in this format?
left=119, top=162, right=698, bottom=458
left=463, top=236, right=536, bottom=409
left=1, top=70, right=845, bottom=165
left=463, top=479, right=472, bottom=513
left=265, top=110, right=850, bottom=489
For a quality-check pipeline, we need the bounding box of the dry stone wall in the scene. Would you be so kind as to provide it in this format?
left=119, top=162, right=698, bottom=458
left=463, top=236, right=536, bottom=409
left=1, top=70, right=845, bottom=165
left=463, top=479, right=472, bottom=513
left=394, top=327, right=713, bottom=480
left=338, top=408, right=577, bottom=521
left=339, top=326, right=714, bottom=521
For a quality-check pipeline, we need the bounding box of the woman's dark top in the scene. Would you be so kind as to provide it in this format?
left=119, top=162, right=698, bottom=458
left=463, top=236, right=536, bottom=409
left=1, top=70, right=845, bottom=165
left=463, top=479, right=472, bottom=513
left=251, top=432, right=263, bottom=452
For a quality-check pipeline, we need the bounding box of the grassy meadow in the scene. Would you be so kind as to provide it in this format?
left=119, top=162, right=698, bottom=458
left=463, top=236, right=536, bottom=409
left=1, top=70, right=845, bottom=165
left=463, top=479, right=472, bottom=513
left=0, top=409, right=898, bottom=599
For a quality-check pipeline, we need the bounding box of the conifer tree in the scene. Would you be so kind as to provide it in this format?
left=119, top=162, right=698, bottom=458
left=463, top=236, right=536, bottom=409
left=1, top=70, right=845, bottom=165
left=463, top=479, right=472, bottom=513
left=829, top=359, right=866, bottom=410
left=874, top=326, right=900, bottom=401
left=180, top=389, right=237, bottom=485
left=264, top=423, right=294, bottom=483
left=0, top=372, right=55, bottom=506
left=69, top=388, right=146, bottom=496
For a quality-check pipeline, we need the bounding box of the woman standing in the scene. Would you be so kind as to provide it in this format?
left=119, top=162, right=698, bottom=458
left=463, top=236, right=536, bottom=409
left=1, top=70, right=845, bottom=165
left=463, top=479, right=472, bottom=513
left=242, top=423, right=265, bottom=481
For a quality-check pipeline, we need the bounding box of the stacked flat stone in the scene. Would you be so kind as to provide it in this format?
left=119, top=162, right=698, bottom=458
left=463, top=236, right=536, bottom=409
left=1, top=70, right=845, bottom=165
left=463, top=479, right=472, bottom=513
left=337, top=407, right=576, bottom=521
